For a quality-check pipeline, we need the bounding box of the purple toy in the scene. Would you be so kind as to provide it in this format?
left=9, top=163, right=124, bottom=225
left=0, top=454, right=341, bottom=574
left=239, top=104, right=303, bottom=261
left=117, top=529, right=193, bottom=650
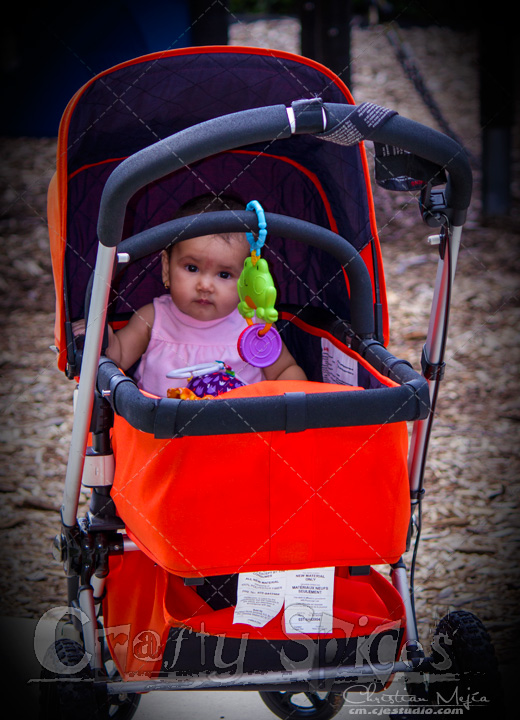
left=187, top=369, right=244, bottom=398
left=167, top=361, right=245, bottom=398
left=237, top=323, right=282, bottom=368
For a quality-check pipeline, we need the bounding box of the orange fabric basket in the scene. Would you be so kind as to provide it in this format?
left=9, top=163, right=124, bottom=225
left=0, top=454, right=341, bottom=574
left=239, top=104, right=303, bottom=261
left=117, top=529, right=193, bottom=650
left=111, top=380, right=410, bottom=579
left=103, top=551, right=406, bottom=680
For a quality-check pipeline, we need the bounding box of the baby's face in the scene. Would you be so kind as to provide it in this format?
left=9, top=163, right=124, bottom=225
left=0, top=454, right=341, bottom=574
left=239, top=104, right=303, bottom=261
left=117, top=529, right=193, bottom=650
left=162, top=234, right=249, bottom=321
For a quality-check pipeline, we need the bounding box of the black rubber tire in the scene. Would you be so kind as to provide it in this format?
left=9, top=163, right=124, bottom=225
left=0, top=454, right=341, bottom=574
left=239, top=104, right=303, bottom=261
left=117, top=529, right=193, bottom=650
left=259, top=690, right=345, bottom=720
left=38, top=638, right=140, bottom=720
left=39, top=638, right=102, bottom=720
left=404, top=670, right=428, bottom=707
left=428, top=610, right=505, bottom=717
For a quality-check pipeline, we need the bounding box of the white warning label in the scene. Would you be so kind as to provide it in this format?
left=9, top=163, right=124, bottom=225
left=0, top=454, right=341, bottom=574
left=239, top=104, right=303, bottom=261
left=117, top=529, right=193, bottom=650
left=284, top=567, right=335, bottom=634
left=233, top=571, right=286, bottom=627
left=321, top=341, right=359, bottom=386
left=233, top=567, right=334, bottom=634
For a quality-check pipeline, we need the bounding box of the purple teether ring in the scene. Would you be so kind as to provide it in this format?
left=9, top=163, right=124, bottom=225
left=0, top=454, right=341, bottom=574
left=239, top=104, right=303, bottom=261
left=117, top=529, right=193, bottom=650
left=187, top=370, right=245, bottom=398
left=238, top=324, right=282, bottom=368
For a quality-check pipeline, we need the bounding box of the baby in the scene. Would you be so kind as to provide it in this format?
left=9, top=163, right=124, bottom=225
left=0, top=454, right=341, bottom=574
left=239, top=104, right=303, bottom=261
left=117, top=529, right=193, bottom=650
left=76, top=195, right=306, bottom=397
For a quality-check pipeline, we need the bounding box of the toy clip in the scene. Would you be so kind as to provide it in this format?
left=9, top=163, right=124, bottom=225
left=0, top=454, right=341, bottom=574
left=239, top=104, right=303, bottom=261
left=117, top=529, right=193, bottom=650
left=237, top=201, right=282, bottom=367
left=245, top=200, right=267, bottom=261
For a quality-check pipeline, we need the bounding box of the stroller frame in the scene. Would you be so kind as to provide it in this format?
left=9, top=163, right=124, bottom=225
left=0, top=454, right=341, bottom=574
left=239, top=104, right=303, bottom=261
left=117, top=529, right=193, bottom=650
left=59, top=102, right=466, bottom=677
left=42, top=47, right=504, bottom=719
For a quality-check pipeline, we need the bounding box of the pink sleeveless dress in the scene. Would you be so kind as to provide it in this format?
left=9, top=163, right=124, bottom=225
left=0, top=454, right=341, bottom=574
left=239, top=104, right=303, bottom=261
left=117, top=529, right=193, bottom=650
left=134, top=294, right=264, bottom=397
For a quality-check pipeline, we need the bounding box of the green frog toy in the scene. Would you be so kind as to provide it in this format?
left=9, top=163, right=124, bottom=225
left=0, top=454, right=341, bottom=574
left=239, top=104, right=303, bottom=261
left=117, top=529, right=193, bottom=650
left=237, top=253, right=279, bottom=329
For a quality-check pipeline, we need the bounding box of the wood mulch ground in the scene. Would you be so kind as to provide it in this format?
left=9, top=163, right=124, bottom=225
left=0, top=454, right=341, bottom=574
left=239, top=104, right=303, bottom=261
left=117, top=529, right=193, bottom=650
left=0, top=17, right=519, bottom=671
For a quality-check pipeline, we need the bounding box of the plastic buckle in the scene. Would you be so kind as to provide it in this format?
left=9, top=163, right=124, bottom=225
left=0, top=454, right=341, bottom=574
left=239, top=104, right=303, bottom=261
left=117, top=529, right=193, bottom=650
left=420, top=185, right=450, bottom=227
left=290, top=98, right=326, bottom=134
left=421, top=346, right=446, bottom=381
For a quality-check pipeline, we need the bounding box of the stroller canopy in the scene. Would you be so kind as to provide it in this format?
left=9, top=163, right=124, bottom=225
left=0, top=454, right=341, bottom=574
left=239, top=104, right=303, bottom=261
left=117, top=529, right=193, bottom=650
left=48, top=46, right=388, bottom=372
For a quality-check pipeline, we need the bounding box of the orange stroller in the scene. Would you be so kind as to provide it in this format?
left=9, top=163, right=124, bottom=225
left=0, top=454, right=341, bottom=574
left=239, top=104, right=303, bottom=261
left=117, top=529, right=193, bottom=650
left=40, top=46, right=502, bottom=718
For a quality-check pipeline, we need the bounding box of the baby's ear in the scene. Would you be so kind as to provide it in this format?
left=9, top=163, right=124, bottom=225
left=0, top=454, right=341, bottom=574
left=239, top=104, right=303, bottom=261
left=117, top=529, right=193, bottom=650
left=161, top=250, right=170, bottom=285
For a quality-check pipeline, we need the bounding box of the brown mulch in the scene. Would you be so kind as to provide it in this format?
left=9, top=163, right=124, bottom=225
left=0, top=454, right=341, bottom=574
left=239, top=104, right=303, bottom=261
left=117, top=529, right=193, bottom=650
left=0, top=19, right=519, bottom=668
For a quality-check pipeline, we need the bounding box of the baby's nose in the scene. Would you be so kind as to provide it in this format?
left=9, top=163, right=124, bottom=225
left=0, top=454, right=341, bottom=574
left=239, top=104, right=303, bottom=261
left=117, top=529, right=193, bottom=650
left=197, top=273, right=214, bottom=291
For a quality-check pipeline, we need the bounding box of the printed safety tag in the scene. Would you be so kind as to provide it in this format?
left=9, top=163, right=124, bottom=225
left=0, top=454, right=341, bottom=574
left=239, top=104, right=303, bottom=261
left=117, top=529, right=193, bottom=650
left=284, top=567, right=335, bottom=634
left=321, top=340, right=358, bottom=386
left=233, top=571, right=286, bottom=627
left=233, top=567, right=334, bottom=633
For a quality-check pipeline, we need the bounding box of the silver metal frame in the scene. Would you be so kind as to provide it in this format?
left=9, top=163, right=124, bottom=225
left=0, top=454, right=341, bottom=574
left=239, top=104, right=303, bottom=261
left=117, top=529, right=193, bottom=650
left=62, top=243, right=117, bottom=527
left=408, top=224, right=461, bottom=498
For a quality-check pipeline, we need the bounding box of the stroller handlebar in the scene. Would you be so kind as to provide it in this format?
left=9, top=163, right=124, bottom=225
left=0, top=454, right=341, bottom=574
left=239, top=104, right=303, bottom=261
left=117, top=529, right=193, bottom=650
left=97, top=101, right=471, bottom=249
left=319, top=102, right=472, bottom=223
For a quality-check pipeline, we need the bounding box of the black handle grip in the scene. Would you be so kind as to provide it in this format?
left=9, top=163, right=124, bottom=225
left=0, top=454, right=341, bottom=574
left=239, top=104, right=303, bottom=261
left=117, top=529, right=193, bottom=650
left=321, top=102, right=472, bottom=222
left=97, top=101, right=472, bottom=251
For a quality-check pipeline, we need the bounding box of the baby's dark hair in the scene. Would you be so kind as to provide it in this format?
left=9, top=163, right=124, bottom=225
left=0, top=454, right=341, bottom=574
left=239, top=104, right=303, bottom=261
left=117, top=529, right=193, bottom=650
left=174, top=193, right=246, bottom=218
left=166, top=193, right=247, bottom=256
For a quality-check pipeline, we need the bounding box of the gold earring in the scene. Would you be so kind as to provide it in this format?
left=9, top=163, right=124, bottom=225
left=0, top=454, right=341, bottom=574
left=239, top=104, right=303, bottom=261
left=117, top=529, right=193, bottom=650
left=164, top=281, right=170, bottom=289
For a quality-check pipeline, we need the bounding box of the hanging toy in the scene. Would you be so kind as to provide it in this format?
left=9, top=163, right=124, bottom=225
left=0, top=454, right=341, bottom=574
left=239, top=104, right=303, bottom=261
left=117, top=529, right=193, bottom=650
left=237, top=201, right=282, bottom=368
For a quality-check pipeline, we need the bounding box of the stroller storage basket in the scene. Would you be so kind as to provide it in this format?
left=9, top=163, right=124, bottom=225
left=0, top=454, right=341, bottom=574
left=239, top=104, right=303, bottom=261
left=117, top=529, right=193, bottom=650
left=102, top=550, right=407, bottom=681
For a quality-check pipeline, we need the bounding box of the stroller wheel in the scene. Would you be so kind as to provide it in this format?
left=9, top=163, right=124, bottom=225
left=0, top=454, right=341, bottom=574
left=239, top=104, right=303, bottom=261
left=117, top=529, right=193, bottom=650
left=258, top=690, right=344, bottom=720
left=38, top=638, right=140, bottom=720
left=428, top=610, right=505, bottom=716
left=38, top=638, right=101, bottom=720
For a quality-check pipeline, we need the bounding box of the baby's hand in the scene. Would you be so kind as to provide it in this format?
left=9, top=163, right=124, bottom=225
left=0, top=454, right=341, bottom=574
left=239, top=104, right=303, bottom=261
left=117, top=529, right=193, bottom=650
left=71, top=319, right=114, bottom=343
left=72, top=319, right=86, bottom=337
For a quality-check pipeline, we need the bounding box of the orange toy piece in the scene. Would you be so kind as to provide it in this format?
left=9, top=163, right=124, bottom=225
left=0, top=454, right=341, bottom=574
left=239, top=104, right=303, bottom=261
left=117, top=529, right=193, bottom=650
left=166, top=387, right=215, bottom=400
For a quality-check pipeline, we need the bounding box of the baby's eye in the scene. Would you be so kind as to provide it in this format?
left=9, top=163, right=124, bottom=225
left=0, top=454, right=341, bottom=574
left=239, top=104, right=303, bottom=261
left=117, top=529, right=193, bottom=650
left=219, top=271, right=232, bottom=279
left=185, top=264, right=198, bottom=273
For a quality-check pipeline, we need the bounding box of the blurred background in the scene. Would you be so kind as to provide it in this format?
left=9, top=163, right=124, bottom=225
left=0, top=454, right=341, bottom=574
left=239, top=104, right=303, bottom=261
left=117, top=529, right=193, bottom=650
left=0, top=0, right=518, bottom=712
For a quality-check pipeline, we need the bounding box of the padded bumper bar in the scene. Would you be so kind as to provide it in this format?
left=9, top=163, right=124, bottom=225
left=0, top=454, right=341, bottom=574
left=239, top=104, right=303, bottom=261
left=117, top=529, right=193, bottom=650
left=97, top=349, right=429, bottom=440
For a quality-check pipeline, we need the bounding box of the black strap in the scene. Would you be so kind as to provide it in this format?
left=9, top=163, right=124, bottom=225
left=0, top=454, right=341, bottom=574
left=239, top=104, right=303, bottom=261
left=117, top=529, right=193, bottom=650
left=421, top=346, right=446, bottom=381
left=375, top=142, right=447, bottom=191
left=291, top=98, right=326, bottom=134
left=154, top=399, right=181, bottom=439
left=320, top=102, right=397, bottom=146
left=284, top=392, right=307, bottom=433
